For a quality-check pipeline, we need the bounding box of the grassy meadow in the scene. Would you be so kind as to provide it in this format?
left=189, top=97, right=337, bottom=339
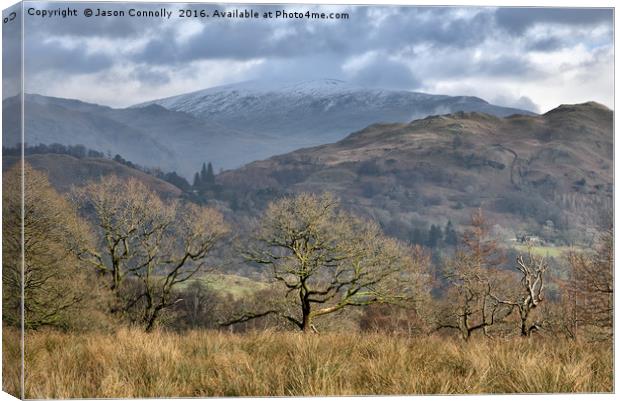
left=512, top=244, right=573, bottom=259
left=3, top=328, right=612, bottom=398
left=195, top=273, right=269, bottom=299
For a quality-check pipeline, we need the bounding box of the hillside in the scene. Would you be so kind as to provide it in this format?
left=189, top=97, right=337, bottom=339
left=135, top=79, right=534, bottom=170
left=4, top=98, right=611, bottom=245
left=216, top=102, right=612, bottom=244
left=2, top=94, right=254, bottom=178
left=4, top=82, right=534, bottom=179
left=3, top=154, right=182, bottom=199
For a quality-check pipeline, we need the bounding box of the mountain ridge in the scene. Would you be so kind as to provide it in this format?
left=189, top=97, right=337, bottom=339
left=7, top=85, right=605, bottom=186
left=214, top=102, right=612, bottom=243
left=134, top=78, right=535, bottom=122
left=4, top=101, right=611, bottom=245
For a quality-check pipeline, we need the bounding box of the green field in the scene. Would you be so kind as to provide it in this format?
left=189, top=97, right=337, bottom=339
left=187, top=273, right=270, bottom=299
left=511, top=244, right=574, bottom=258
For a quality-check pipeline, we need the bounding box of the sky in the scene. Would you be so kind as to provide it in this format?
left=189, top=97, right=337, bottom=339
left=8, top=2, right=615, bottom=112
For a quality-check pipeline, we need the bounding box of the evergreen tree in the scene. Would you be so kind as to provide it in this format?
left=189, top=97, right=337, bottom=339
left=199, top=163, right=208, bottom=184
left=444, top=220, right=458, bottom=246
left=164, top=172, right=191, bottom=192
left=193, top=172, right=201, bottom=189
left=206, top=162, right=215, bottom=186
left=427, top=224, right=443, bottom=248
left=410, top=227, right=425, bottom=245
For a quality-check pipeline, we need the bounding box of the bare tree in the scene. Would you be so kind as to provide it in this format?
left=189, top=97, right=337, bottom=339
left=492, top=247, right=547, bottom=336
left=224, top=193, right=429, bottom=332
left=567, top=227, right=613, bottom=340
left=436, top=210, right=511, bottom=340
left=171, top=280, right=223, bottom=330
left=73, top=176, right=228, bottom=331
left=3, top=164, right=108, bottom=330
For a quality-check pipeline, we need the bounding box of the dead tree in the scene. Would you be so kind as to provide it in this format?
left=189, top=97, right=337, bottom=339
left=492, top=249, right=547, bottom=336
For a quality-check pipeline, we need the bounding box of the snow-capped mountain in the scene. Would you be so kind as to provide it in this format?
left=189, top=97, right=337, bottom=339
left=134, top=79, right=535, bottom=144
left=8, top=80, right=536, bottom=179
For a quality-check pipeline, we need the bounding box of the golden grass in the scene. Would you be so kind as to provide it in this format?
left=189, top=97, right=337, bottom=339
left=3, top=328, right=613, bottom=398
left=2, top=328, right=21, bottom=399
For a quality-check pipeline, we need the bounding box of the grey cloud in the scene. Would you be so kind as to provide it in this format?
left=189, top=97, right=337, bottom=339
left=129, top=6, right=495, bottom=66
left=133, top=9, right=359, bottom=65
left=16, top=2, right=614, bottom=110
left=476, top=55, right=539, bottom=78
left=250, top=55, right=347, bottom=82
left=403, top=49, right=543, bottom=82
left=526, top=36, right=565, bottom=51
left=23, top=2, right=165, bottom=38
left=26, top=4, right=610, bottom=71
left=130, top=65, right=171, bottom=86
left=495, top=8, right=613, bottom=34
left=24, top=38, right=114, bottom=75
left=349, top=58, right=420, bottom=90
left=493, top=95, right=540, bottom=113
left=20, top=4, right=615, bottom=69
left=374, top=8, right=494, bottom=49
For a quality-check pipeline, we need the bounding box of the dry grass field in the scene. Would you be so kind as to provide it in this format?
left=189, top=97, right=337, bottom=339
left=3, top=328, right=613, bottom=398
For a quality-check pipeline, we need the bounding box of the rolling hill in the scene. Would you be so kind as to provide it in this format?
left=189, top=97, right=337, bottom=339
left=4, top=81, right=534, bottom=179
left=215, top=102, right=612, bottom=244
left=4, top=85, right=610, bottom=245
left=3, top=154, right=183, bottom=199
left=2, top=94, right=257, bottom=178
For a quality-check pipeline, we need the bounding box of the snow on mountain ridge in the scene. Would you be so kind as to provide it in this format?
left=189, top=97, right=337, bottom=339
left=134, top=78, right=499, bottom=118
left=122, top=79, right=536, bottom=174
left=136, top=79, right=429, bottom=109
left=138, top=79, right=442, bottom=119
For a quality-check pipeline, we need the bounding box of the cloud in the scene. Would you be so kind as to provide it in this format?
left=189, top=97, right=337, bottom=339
left=19, top=3, right=614, bottom=110
left=526, top=36, right=565, bottom=52
left=129, top=65, right=172, bottom=86
left=346, top=55, right=420, bottom=90
left=23, top=2, right=165, bottom=38
left=494, top=8, right=613, bottom=35
left=492, top=95, right=541, bottom=113
left=25, top=38, right=114, bottom=76
left=475, top=54, right=539, bottom=78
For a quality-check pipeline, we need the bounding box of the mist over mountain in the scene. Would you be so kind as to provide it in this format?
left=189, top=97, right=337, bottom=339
left=4, top=80, right=535, bottom=178
left=136, top=79, right=534, bottom=129
left=3, top=80, right=532, bottom=178
left=3, top=93, right=262, bottom=177
left=136, top=79, right=535, bottom=165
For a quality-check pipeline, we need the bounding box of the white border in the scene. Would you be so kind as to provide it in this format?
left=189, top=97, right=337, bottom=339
left=0, top=1, right=616, bottom=401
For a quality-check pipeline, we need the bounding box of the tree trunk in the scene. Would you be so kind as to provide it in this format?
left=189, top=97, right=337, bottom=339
left=520, top=309, right=529, bottom=337
left=301, top=303, right=312, bottom=332
left=145, top=307, right=161, bottom=333
left=520, top=318, right=528, bottom=336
